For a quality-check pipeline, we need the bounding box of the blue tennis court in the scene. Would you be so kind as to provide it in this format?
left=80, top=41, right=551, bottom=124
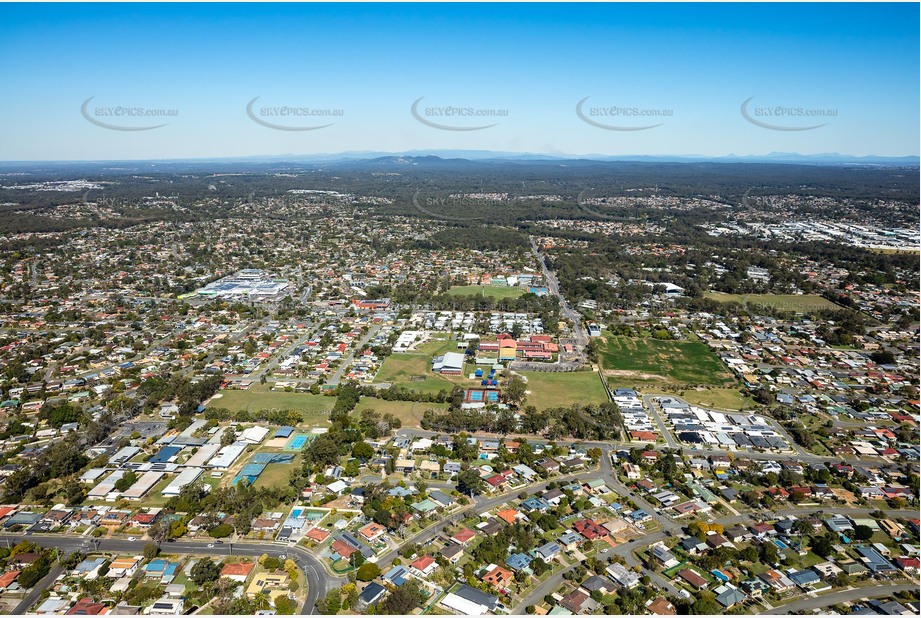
left=286, top=434, right=311, bottom=450
left=232, top=463, right=267, bottom=486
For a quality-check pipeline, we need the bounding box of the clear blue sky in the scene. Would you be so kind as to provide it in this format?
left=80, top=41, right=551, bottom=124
left=0, top=2, right=917, bottom=160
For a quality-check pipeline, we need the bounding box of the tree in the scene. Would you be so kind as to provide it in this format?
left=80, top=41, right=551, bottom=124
left=350, top=551, right=366, bottom=569
left=208, top=523, right=234, bottom=538
left=274, top=596, right=297, bottom=615
left=852, top=525, right=874, bottom=541
left=457, top=469, right=485, bottom=496
left=356, top=562, right=381, bottom=582
left=531, top=557, right=549, bottom=576
left=323, top=589, right=341, bottom=615
left=379, top=580, right=425, bottom=614
left=143, top=543, right=159, bottom=561
left=504, top=376, right=528, bottom=407
left=114, top=470, right=138, bottom=492
left=870, top=350, right=895, bottom=365
left=190, top=558, right=221, bottom=585
left=690, top=593, right=720, bottom=615
left=17, top=554, right=51, bottom=588
left=810, top=535, right=834, bottom=558
left=351, top=441, right=374, bottom=461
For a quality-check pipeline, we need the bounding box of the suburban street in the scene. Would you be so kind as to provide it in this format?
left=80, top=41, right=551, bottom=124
left=328, top=324, right=382, bottom=386
left=759, top=584, right=918, bottom=615
left=0, top=534, right=341, bottom=615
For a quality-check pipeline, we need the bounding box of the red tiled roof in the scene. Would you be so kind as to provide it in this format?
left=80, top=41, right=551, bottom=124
left=0, top=570, right=20, bottom=588
left=304, top=528, right=330, bottom=542
left=220, top=562, right=255, bottom=578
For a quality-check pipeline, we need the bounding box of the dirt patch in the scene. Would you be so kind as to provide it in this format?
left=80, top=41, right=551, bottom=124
left=603, top=370, right=668, bottom=381
left=831, top=487, right=860, bottom=506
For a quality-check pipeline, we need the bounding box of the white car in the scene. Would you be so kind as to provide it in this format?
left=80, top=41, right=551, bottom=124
left=207, top=544, right=215, bottom=548
left=127, top=537, right=137, bottom=541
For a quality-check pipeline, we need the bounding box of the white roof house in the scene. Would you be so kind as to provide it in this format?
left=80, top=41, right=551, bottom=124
left=207, top=443, right=247, bottom=469
left=433, top=351, right=465, bottom=373
left=161, top=467, right=203, bottom=497
left=121, top=471, right=165, bottom=500
left=440, top=593, right=490, bottom=615
left=238, top=426, right=268, bottom=445
left=88, top=470, right=126, bottom=499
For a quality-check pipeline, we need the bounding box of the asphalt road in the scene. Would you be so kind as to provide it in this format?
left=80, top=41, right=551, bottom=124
left=0, top=534, right=340, bottom=615
left=759, top=583, right=918, bottom=614
left=375, top=467, right=596, bottom=567
left=328, top=324, right=382, bottom=386
left=12, top=564, right=64, bottom=614
left=530, top=236, right=587, bottom=355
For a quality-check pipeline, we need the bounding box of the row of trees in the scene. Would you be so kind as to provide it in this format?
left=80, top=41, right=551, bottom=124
left=421, top=401, right=623, bottom=441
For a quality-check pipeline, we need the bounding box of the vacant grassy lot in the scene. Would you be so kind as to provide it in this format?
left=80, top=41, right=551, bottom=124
left=353, top=398, right=449, bottom=428
left=600, top=335, right=734, bottom=386
left=704, top=292, right=840, bottom=313
left=207, top=383, right=335, bottom=425
left=446, top=285, right=526, bottom=300
left=674, top=387, right=755, bottom=411
left=520, top=370, right=609, bottom=410
left=414, top=338, right=461, bottom=355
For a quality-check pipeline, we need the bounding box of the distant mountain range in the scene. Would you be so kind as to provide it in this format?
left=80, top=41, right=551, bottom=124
left=0, top=151, right=917, bottom=172
left=195, top=150, right=921, bottom=166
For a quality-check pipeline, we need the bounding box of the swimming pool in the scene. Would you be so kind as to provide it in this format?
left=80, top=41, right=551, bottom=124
left=290, top=507, right=305, bottom=519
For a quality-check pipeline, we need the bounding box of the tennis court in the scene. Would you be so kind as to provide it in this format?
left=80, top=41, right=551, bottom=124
left=232, top=463, right=266, bottom=485
left=286, top=434, right=313, bottom=450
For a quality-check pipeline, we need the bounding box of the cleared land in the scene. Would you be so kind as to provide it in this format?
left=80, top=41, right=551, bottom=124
left=704, top=292, right=840, bottom=313
left=446, top=285, right=526, bottom=299
left=673, top=387, right=754, bottom=411
left=207, top=383, right=335, bottom=425
left=520, top=370, right=609, bottom=410
left=353, top=399, right=450, bottom=428
left=600, top=335, right=735, bottom=386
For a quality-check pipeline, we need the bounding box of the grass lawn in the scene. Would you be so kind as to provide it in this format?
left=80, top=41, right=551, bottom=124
left=253, top=454, right=301, bottom=490
left=520, top=370, right=609, bottom=410
left=704, top=292, right=841, bottom=313
left=446, top=285, right=526, bottom=300
left=414, top=338, right=461, bottom=355
left=131, top=475, right=177, bottom=508
left=600, top=334, right=735, bottom=386
left=373, top=349, right=470, bottom=395
left=673, top=387, right=755, bottom=411
left=798, top=551, right=825, bottom=568
left=208, top=383, right=335, bottom=425
left=353, top=398, right=449, bottom=428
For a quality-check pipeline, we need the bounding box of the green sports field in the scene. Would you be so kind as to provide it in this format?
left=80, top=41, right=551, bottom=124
left=207, top=383, right=335, bottom=425
left=446, top=285, right=526, bottom=300
left=520, top=370, right=609, bottom=410
left=599, top=335, right=735, bottom=386
left=704, top=292, right=840, bottom=313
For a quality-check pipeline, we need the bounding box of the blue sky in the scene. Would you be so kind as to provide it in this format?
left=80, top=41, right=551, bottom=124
left=0, top=2, right=917, bottom=160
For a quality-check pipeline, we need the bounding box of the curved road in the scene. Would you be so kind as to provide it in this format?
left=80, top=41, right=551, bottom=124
left=759, top=584, right=917, bottom=615
left=0, top=534, right=341, bottom=615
